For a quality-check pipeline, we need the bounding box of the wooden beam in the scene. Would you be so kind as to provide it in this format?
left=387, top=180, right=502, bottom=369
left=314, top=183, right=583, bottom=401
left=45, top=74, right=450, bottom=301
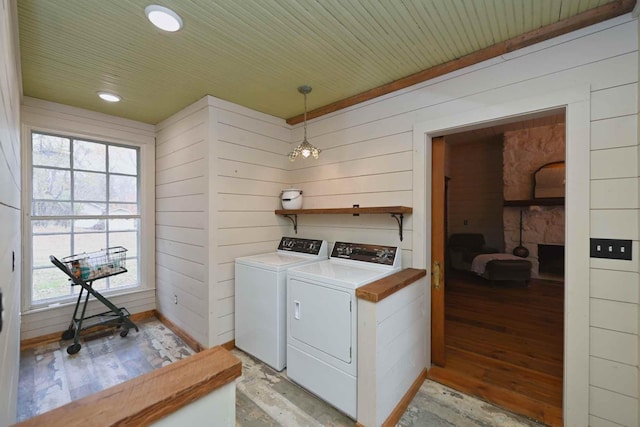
left=356, top=268, right=426, bottom=303
left=15, top=346, right=241, bottom=427
left=286, top=0, right=636, bottom=125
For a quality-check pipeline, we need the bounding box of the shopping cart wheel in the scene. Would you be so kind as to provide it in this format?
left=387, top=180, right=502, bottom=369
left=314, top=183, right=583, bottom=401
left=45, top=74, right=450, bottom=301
left=120, top=329, right=129, bottom=337
left=61, top=329, right=75, bottom=340
left=66, top=343, right=81, bottom=355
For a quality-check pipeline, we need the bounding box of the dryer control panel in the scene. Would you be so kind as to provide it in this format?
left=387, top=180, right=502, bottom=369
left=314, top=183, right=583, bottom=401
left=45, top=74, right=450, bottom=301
left=331, top=242, right=398, bottom=266
left=278, top=237, right=325, bottom=255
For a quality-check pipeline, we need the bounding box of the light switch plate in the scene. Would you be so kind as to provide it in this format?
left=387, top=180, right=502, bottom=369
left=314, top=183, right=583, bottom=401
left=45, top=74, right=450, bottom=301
left=590, top=238, right=632, bottom=260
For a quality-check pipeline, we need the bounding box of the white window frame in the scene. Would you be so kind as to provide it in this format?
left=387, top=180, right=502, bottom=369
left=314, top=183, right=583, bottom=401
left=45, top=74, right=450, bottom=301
left=21, top=123, right=155, bottom=313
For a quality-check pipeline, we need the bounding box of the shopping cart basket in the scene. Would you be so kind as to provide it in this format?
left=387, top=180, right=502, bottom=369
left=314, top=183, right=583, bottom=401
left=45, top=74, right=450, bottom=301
left=50, top=246, right=139, bottom=354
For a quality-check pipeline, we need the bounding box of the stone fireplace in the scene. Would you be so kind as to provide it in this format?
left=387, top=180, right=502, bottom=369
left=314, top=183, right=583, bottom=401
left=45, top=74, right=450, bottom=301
left=503, top=122, right=565, bottom=277
left=538, top=243, right=565, bottom=276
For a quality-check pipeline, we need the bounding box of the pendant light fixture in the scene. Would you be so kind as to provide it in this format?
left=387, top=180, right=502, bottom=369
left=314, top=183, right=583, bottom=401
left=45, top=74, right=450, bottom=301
left=288, top=85, right=321, bottom=161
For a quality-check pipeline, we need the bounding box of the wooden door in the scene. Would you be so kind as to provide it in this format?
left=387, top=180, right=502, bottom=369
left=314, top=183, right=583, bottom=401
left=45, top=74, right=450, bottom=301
left=431, top=136, right=446, bottom=366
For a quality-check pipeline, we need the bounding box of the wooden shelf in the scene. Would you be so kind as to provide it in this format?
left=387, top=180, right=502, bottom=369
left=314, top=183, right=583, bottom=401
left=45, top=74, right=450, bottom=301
left=275, top=206, right=413, bottom=241
left=503, top=198, right=564, bottom=207
left=275, top=206, right=412, bottom=215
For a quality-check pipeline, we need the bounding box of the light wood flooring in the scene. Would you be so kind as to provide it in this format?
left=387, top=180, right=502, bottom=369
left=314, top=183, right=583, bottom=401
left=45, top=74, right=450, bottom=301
left=428, top=271, right=564, bottom=426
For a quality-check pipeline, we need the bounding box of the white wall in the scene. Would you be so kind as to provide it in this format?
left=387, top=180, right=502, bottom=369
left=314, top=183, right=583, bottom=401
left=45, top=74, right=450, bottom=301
left=209, top=97, right=290, bottom=345
left=20, top=97, right=156, bottom=339
left=155, top=100, right=209, bottom=346
left=448, top=137, right=504, bottom=251
left=0, top=0, right=21, bottom=425
left=155, top=96, right=290, bottom=347
left=357, top=278, right=427, bottom=427
left=290, top=14, right=638, bottom=427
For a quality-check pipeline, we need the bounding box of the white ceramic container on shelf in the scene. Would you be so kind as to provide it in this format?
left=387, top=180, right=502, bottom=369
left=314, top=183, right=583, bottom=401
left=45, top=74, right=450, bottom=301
left=281, top=189, right=303, bottom=209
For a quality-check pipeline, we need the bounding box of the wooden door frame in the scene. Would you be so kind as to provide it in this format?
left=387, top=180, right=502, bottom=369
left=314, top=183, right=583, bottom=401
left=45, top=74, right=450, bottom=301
left=411, top=85, right=591, bottom=427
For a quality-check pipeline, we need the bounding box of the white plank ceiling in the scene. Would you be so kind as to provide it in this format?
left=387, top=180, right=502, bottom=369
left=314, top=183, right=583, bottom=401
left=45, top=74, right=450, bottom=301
left=17, top=0, right=624, bottom=124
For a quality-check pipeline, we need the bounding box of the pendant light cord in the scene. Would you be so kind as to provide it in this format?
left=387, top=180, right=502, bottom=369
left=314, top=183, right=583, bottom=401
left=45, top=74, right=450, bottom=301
left=303, top=91, right=308, bottom=142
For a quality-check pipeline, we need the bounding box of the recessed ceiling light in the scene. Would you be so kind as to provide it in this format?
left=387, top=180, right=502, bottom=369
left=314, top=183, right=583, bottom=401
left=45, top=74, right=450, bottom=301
left=97, top=92, right=121, bottom=103
left=145, top=5, right=183, bottom=32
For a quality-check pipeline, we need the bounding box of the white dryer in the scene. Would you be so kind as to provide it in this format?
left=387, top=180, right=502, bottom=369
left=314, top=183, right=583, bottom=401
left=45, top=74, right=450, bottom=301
left=286, top=242, right=401, bottom=418
left=235, top=237, right=328, bottom=371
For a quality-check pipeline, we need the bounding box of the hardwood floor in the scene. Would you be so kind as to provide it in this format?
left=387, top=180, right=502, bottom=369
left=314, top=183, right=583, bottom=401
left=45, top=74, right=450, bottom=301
left=428, top=271, right=564, bottom=426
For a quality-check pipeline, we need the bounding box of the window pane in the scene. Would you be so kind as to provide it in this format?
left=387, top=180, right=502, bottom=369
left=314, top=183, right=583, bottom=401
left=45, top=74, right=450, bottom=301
left=33, top=220, right=72, bottom=235
left=74, top=233, right=106, bottom=254
left=33, top=267, right=71, bottom=301
left=109, top=175, right=137, bottom=202
left=74, top=218, right=105, bottom=233
left=32, top=133, right=70, bottom=168
left=109, top=218, right=138, bottom=232
left=109, top=146, right=137, bottom=175
left=109, top=232, right=138, bottom=257
left=33, top=168, right=70, bottom=200
left=74, top=171, right=106, bottom=201
left=74, top=202, right=106, bottom=216
left=32, top=201, right=72, bottom=216
left=74, top=140, right=106, bottom=172
left=109, top=203, right=138, bottom=215
left=33, top=234, right=71, bottom=268
left=109, top=259, right=138, bottom=289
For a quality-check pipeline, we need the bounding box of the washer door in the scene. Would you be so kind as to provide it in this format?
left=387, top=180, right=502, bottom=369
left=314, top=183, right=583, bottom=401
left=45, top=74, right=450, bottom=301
left=289, top=278, right=352, bottom=363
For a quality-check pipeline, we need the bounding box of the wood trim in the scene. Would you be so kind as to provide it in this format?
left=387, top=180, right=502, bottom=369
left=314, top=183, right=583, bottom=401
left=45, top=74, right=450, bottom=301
left=431, top=137, right=446, bottom=367
left=503, top=198, right=565, bottom=207
left=14, top=346, right=241, bottom=427
left=155, top=310, right=206, bottom=353
left=220, top=339, right=235, bottom=351
left=381, top=368, right=428, bottom=427
left=286, top=0, right=636, bottom=125
left=356, top=268, right=426, bottom=303
left=275, top=206, right=412, bottom=215
left=19, top=309, right=156, bottom=351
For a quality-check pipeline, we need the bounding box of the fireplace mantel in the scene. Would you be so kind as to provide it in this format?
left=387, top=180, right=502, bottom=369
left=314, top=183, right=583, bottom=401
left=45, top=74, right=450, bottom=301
left=503, top=197, right=565, bottom=207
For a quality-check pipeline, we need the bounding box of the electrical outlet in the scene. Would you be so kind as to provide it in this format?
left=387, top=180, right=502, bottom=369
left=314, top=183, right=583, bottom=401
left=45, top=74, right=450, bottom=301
left=590, top=238, right=632, bottom=260
left=174, top=294, right=178, bottom=305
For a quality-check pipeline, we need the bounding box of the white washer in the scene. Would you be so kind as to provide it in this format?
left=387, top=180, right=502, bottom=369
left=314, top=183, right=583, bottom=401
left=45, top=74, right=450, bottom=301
left=235, top=237, right=328, bottom=371
left=286, top=242, right=401, bottom=419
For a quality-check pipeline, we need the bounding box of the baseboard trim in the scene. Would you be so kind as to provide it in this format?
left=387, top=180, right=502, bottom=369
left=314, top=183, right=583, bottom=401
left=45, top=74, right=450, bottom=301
left=220, top=339, right=235, bottom=351
left=20, top=309, right=156, bottom=351
left=154, top=309, right=206, bottom=353
left=381, top=368, right=428, bottom=427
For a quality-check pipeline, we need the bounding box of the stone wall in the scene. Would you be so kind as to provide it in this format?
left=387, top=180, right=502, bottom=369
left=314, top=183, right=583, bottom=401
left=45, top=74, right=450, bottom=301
left=503, top=123, right=566, bottom=276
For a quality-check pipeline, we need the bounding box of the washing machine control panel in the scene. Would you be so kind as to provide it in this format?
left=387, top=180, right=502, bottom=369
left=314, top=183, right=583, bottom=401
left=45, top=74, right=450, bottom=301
left=278, top=237, right=324, bottom=255
left=331, top=242, right=398, bottom=265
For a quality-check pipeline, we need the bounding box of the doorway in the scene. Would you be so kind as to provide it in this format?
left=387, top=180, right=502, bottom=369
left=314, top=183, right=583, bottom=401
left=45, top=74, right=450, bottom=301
left=428, top=114, right=566, bottom=426
left=411, top=86, right=591, bottom=427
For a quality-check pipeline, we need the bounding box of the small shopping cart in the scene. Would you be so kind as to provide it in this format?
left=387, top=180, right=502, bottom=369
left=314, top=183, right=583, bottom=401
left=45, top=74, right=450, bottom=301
left=50, top=246, right=139, bottom=354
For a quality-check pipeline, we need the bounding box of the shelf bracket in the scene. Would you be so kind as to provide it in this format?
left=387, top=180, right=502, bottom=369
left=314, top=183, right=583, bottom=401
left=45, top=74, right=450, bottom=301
left=390, top=213, right=404, bottom=241
left=283, top=214, right=298, bottom=234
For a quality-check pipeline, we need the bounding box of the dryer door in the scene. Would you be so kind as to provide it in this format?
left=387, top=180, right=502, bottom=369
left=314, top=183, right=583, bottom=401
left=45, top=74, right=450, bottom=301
left=289, top=278, right=352, bottom=363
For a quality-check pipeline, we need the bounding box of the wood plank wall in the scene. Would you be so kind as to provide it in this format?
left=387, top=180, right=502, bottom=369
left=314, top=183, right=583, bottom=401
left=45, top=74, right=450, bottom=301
left=289, top=15, right=638, bottom=426
left=155, top=97, right=291, bottom=347
left=212, top=100, right=291, bottom=345
left=448, top=137, right=505, bottom=251
left=0, top=0, right=22, bottom=424
left=19, top=98, right=157, bottom=340
left=156, top=101, right=210, bottom=346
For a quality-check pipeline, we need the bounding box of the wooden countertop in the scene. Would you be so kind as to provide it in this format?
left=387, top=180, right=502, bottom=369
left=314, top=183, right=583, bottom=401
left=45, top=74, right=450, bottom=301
left=356, top=268, right=427, bottom=303
left=15, top=346, right=241, bottom=427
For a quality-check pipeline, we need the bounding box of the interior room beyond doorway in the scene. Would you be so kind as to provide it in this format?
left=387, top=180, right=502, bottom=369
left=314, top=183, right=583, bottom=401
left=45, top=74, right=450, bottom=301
left=429, top=112, right=566, bottom=426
